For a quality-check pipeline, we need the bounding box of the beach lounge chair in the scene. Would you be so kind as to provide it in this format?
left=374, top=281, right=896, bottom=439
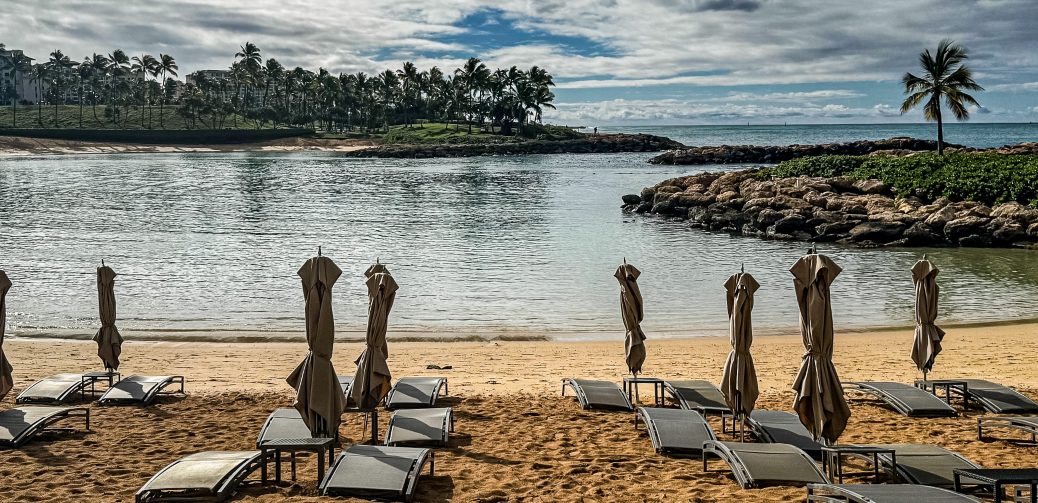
left=0, top=406, right=90, bottom=448
left=663, top=380, right=730, bottom=415
left=255, top=407, right=336, bottom=484
left=746, top=410, right=823, bottom=460
left=846, top=381, right=957, bottom=417
left=806, top=483, right=980, bottom=502
left=98, top=375, right=185, bottom=406
left=918, top=379, right=1038, bottom=414
left=319, top=445, right=433, bottom=502
left=702, top=440, right=828, bottom=489
left=16, top=373, right=91, bottom=404
left=338, top=375, right=355, bottom=407
left=385, top=377, right=448, bottom=410
left=135, top=450, right=267, bottom=502
left=862, top=444, right=980, bottom=487
left=977, top=416, right=1038, bottom=443
left=385, top=407, right=453, bottom=447
left=561, top=378, right=633, bottom=411
left=636, top=407, right=717, bottom=456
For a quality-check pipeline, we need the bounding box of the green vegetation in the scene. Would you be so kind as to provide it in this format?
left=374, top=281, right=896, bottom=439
left=379, top=122, right=582, bottom=145
left=761, top=153, right=1038, bottom=207
left=0, top=105, right=261, bottom=129
left=2, top=41, right=558, bottom=136
left=900, top=40, right=984, bottom=155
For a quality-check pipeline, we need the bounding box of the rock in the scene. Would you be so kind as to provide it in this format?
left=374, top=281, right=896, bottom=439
left=847, top=221, right=906, bottom=243
left=656, top=185, right=681, bottom=195
left=688, top=206, right=710, bottom=226
left=716, top=190, right=741, bottom=204
left=853, top=179, right=891, bottom=195
left=755, top=208, right=785, bottom=227
left=635, top=202, right=652, bottom=213
left=651, top=199, right=675, bottom=215
left=903, top=222, right=944, bottom=246
left=1028, top=222, right=1038, bottom=238
left=924, top=205, right=957, bottom=231
left=774, top=214, right=807, bottom=234
left=828, top=177, right=857, bottom=193
left=671, top=206, right=689, bottom=219
left=958, top=234, right=993, bottom=247
left=991, top=202, right=1038, bottom=222
left=640, top=187, right=656, bottom=202
left=987, top=218, right=1026, bottom=244
left=674, top=193, right=715, bottom=207
left=622, top=194, right=641, bottom=205
left=944, top=216, right=991, bottom=243
left=816, top=220, right=858, bottom=237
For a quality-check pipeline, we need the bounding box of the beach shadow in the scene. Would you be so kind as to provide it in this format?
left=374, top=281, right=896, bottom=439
left=415, top=474, right=454, bottom=503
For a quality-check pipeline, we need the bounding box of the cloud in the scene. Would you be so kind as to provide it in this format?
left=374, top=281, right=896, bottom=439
left=987, top=82, right=1038, bottom=92
left=544, top=98, right=896, bottom=123
left=721, top=90, right=865, bottom=101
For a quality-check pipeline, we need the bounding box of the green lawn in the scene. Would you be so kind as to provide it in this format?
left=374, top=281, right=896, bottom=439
left=0, top=104, right=263, bottom=130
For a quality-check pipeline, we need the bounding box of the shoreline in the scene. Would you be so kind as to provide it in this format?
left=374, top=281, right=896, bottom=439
left=8, top=317, right=1038, bottom=345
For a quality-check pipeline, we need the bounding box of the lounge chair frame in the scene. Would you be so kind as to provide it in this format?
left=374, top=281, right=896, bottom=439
left=743, top=410, right=823, bottom=460
left=385, top=377, right=449, bottom=410
left=0, top=406, right=91, bottom=448
left=851, top=445, right=981, bottom=487
left=663, top=380, right=730, bottom=416
left=134, top=451, right=269, bottom=503
left=319, top=445, right=434, bottom=503
left=977, top=416, right=1038, bottom=444
left=917, top=379, right=1038, bottom=415
left=806, top=483, right=981, bottom=502
left=16, top=372, right=120, bottom=404
left=385, top=407, right=454, bottom=447
left=561, top=378, right=633, bottom=411
left=845, top=381, right=958, bottom=417
left=98, top=375, right=186, bottom=406
left=635, top=407, right=717, bottom=456
left=701, top=440, right=828, bottom=489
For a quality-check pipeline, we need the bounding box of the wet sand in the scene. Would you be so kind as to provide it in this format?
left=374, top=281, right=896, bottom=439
left=0, top=135, right=377, bottom=156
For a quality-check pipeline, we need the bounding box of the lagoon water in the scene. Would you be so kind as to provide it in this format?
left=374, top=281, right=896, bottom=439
left=2, top=124, right=1037, bottom=341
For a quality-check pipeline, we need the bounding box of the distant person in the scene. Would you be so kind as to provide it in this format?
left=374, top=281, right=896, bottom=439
left=593, top=127, right=598, bottom=136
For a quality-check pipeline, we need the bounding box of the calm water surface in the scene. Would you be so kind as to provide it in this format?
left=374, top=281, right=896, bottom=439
left=2, top=127, right=1038, bottom=340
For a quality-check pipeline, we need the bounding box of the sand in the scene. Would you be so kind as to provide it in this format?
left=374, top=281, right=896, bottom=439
left=2, top=323, right=1037, bottom=502
left=0, top=135, right=377, bottom=156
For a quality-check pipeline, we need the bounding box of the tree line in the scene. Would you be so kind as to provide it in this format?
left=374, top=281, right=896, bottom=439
left=3, top=41, right=556, bottom=134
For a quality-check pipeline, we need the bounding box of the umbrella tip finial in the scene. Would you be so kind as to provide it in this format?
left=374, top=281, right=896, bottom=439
left=101, top=258, right=105, bottom=267
left=923, top=253, right=927, bottom=261
left=623, top=256, right=627, bottom=265
left=741, top=263, right=744, bottom=273
left=318, top=246, right=322, bottom=257
left=377, top=257, right=380, bottom=265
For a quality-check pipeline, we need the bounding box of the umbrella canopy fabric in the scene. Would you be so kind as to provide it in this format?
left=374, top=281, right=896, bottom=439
left=287, top=256, right=345, bottom=438
left=614, top=263, right=646, bottom=376
left=0, top=271, right=13, bottom=400
left=721, top=271, right=760, bottom=417
left=790, top=253, right=851, bottom=444
left=92, top=265, right=122, bottom=371
left=911, top=259, right=945, bottom=378
left=351, top=263, right=397, bottom=411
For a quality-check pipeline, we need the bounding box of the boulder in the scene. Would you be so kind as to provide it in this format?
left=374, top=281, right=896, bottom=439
left=774, top=214, right=808, bottom=234
left=716, top=190, right=741, bottom=204
left=651, top=198, right=675, bottom=215
left=944, top=216, right=990, bottom=243
left=656, top=185, right=681, bottom=195
left=816, top=220, right=858, bottom=237
left=640, top=187, right=656, bottom=202
left=674, top=193, right=715, bottom=207
left=903, top=222, right=944, bottom=246
left=635, top=202, right=652, bottom=213
left=958, top=234, right=993, bottom=247
left=987, top=218, right=1026, bottom=244
left=991, top=202, right=1038, bottom=222
left=924, top=205, right=957, bottom=231
left=847, top=221, right=906, bottom=243
left=622, top=194, right=641, bottom=205
left=1028, top=222, right=1038, bottom=238
left=853, top=179, right=892, bottom=195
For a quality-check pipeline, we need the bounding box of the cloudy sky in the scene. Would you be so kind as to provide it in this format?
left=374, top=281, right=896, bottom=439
left=5, top=0, right=1038, bottom=124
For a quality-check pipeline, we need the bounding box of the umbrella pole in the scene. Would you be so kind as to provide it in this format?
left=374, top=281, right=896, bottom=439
left=632, top=371, right=639, bottom=405
left=370, top=409, right=378, bottom=445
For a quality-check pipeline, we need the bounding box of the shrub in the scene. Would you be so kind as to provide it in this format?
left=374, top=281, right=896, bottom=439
left=760, top=153, right=1038, bottom=207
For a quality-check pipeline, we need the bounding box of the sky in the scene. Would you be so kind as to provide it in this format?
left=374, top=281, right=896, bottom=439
left=4, top=0, right=1038, bottom=125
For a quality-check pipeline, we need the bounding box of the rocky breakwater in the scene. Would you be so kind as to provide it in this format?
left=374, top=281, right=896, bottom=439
left=622, top=170, right=1038, bottom=248
left=648, top=137, right=968, bottom=165
left=344, top=133, right=683, bottom=158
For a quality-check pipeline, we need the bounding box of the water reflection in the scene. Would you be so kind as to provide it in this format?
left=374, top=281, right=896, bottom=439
left=0, top=152, right=1036, bottom=340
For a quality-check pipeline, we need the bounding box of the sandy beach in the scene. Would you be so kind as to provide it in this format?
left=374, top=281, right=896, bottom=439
left=2, top=323, right=1037, bottom=502
left=0, top=135, right=377, bottom=156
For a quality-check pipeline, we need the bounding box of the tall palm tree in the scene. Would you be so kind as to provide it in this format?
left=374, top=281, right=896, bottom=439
left=131, top=54, right=158, bottom=127
left=235, top=42, right=262, bottom=110
left=900, top=40, right=984, bottom=155
left=29, top=64, right=47, bottom=126
left=46, top=50, right=77, bottom=126
left=85, top=53, right=110, bottom=126
left=10, top=52, right=32, bottom=126
left=157, top=54, right=178, bottom=128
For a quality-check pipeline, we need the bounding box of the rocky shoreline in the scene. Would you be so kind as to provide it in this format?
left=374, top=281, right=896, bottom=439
left=343, top=133, right=684, bottom=158
left=648, top=137, right=1038, bottom=164
left=623, top=169, right=1038, bottom=248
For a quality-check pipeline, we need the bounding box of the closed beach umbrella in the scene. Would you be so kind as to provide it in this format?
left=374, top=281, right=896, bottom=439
left=287, top=254, right=345, bottom=438
left=614, top=262, right=646, bottom=377
left=0, top=271, right=13, bottom=400
left=721, top=270, right=760, bottom=426
left=790, top=252, right=850, bottom=444
left=352, top=263, right=396, bottom=413
left=911, top=258, right=945, bottom=380
left=92, top=265, right=122, bottom=371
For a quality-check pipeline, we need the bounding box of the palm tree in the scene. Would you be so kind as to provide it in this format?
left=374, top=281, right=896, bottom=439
left=235, top=42, right=262, bottom=110
left=157, top=54, right=178, bottom=128
left=131, top=54, right=158, bottom=127
left=900, top=40, right=984, bottom=155
left=46, top=50, right=77, bottom=126
left=85, top=53, right=109, bottom=126
left=29, top=64, right=47, bottom=126
left=9, top=52, right=31, bottom=126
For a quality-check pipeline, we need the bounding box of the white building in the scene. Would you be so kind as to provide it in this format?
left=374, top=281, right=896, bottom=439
left=0, top=47, right=41, bottom=103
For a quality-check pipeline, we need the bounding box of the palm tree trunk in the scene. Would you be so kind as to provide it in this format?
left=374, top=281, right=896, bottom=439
left=936, top=107, right=944, bottom=156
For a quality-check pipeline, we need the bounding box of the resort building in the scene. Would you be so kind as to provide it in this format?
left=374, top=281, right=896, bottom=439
left=0, top=47, right=40, bottom=103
